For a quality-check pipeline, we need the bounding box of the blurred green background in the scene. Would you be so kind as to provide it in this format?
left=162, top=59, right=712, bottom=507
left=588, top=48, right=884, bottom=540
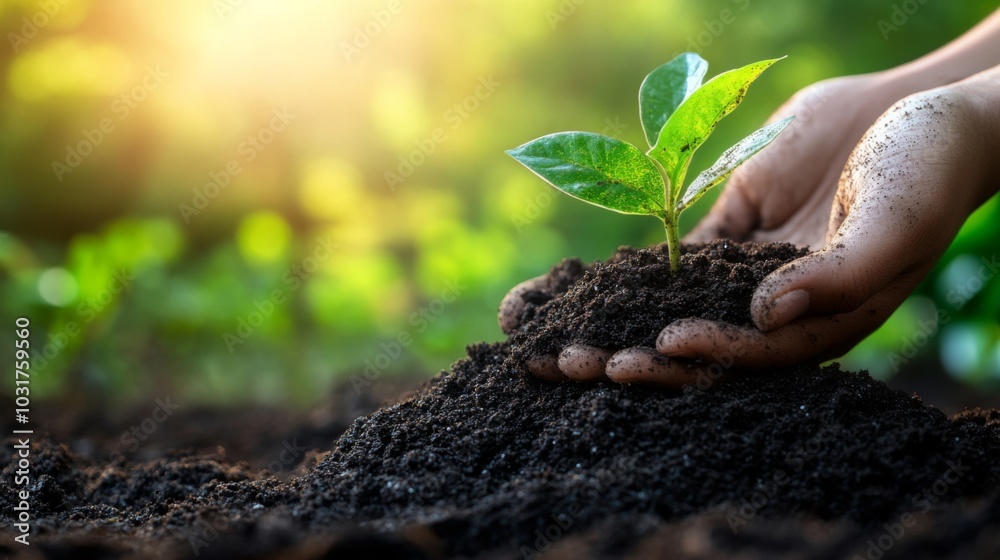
left=1, top=0, right=998, bottom=406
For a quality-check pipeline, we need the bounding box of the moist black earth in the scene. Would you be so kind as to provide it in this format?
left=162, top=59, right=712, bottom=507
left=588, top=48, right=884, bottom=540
left=294, top=343, right=1000, bottom=558
left=508, top=241, right=807, bottom=365
left=2, top=242, right=1000, bottom=559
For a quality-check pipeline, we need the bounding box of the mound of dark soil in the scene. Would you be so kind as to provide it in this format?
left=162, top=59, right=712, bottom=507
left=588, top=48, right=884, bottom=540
left=4, top=242, right=1000, bottom=559
left=508, top=241, right=806, bottom=364
left=294, top=342, right=1000, bottom=557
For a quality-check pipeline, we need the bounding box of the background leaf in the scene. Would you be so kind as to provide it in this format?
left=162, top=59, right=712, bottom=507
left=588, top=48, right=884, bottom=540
left=650, top=57, right=783, bottom=206
left=507, top=132, right=665, bottom=218
left=639, top=53, right=708, bottom=148
left=677, top=116, right=794, bottom=212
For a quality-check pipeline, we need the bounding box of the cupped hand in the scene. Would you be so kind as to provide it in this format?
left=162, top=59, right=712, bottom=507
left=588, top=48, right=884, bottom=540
left=500, top=74, right=999, bottom=387
left=686, top=72, right=909, bottom=248
left=657, top=80, right=998, bottom=376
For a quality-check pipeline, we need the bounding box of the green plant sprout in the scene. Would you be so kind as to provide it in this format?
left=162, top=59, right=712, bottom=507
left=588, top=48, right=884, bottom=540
left=507, top=53, right=793, bottom=272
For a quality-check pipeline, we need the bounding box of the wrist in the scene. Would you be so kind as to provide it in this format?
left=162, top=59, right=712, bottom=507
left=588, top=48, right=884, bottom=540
left=948, top=68, right=1000, bottom=205
left=880, top=9, right=1000, bottom=97
left=871, top=64, right=952, bottom=103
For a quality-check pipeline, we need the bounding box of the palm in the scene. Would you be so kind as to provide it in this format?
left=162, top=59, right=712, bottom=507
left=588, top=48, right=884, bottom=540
left=687, top=75, right=896, bottom=250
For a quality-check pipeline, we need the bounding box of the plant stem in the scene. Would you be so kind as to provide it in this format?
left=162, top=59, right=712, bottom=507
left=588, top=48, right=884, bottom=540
left=664, top=216, right=680, bottom=273
left=650, top=157, right=680, bottom=273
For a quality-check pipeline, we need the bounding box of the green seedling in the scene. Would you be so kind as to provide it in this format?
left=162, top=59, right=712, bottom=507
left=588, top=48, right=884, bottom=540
left=507, top=53, right=792, bottom=272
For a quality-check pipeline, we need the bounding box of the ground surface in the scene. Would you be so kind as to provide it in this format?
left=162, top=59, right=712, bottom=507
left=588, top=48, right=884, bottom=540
left=3, top=242, right=1000, bottom=559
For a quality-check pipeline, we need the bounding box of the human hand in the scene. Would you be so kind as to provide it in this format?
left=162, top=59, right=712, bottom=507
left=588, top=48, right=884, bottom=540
left=500, top=70, right=1000, bottom=386
left=498, top=72, right=907, bottom=384
left=656, top=76, right=1000, bottom=378
left=685, top=72, right=906, bottom=249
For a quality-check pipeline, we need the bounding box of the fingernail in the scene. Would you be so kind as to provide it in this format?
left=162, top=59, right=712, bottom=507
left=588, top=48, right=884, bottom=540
left=526, top=354, right=565, bottom=381
left=656, top=322, right=700, bottom=358
left=657, top=338, right=698, bottom=359
left=759, top=289, right=809, bottom=332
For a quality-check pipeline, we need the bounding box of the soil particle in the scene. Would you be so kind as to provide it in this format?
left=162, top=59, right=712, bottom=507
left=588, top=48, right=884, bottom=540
left=508, top=240, right=806, bottom=364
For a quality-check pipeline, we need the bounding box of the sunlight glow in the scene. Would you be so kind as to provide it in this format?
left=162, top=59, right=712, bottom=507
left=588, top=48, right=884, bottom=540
left=299, top=158, right=364, bottom=221
left=9, top=39, right=129, bottom=100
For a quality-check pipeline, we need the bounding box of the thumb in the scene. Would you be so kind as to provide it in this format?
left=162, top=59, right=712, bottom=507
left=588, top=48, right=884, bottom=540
left=751, top=239, right=937, bottom=332
left=754, top=88, right=980, bottom=332
left=749, top=245, right=893, bottom=333
left=751, top=167, right=947, bottom=332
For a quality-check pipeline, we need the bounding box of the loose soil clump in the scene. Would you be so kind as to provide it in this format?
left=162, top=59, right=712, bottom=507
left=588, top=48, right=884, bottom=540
left=508, top=241, right=806, bottom=364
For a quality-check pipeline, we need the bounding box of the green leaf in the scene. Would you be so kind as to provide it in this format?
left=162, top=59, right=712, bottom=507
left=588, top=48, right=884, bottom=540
left=649, top=56, right=784, bottom=206
left=639, top=52, right=708, bottom=147
left=677, top=116, right=794, bottom=212
left=506, top=132, right=666, bottom=218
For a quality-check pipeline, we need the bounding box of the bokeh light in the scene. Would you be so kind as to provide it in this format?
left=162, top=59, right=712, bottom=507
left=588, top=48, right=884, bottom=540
left=2, top=0, right=998, bottom=404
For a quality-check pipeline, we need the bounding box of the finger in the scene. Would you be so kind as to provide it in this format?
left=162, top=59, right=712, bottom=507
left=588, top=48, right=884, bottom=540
left=605, top=347, right=701, bottom=388
left=684, top=179, right=759, bottom=243
left=658, top=275, right=915, bottom=368
left=750, top=219, right=931, bottom=333
left=750, top=119, right=962, bottom=333
left=558, top=344, right=612, bottom=381
left=498, top=276, right=547, bottom=334
left=526, top=354, right=568, bottom=381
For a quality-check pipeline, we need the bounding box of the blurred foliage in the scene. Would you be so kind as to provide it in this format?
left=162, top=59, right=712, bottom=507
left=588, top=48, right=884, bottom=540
left=1, top=0, right=998, bottom=405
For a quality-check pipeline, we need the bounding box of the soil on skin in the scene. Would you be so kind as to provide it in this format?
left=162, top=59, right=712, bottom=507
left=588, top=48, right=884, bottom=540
left=509, top=241, right=807, bottom=364
left=3, top=242, right=1000, bottom=559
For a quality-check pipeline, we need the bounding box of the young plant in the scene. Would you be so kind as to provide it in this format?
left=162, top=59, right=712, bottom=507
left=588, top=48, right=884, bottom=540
left=507, top=53, right=793, bottom=272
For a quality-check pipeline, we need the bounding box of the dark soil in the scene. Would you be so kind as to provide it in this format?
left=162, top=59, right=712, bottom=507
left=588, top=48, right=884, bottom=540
left=296, top=344, right=1000, bottom=557
left=3, top=242, right=1000, bottom=559
left=508, top=241, right=807, bottom=363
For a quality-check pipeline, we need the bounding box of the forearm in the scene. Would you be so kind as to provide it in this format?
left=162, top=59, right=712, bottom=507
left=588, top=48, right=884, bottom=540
left=951, top=64, right=1000, bottom=205
left=866, top=10, right=1000, bottom=205
left=887, top=9, right=1000, bottom=92
left=869, top=9, right=1000, bottom=102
